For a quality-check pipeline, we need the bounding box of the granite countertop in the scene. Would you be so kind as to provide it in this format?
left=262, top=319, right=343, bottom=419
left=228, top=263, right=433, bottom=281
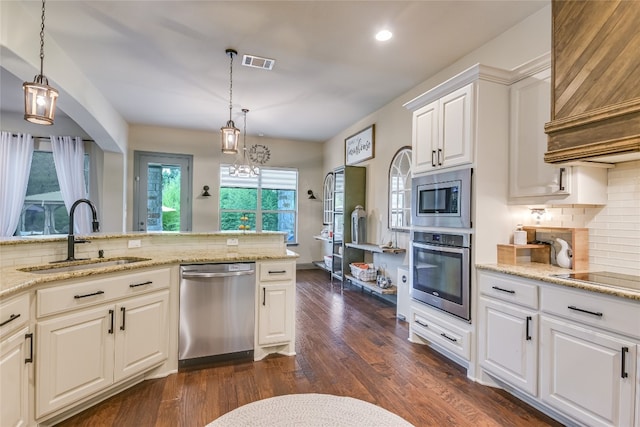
left=1, top=249, right=299, bottom=299
left=477, top=263, right=640, bottom=302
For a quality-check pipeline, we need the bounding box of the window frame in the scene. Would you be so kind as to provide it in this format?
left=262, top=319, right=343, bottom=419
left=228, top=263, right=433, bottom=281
left=388, top=146, right=412, bottom=232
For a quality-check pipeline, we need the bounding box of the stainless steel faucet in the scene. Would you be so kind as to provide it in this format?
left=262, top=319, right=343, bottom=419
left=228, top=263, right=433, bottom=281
left=64, top=198, right=100, bottom=262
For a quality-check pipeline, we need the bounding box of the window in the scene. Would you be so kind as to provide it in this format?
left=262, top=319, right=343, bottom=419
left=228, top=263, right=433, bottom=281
left=18, top=150, right=89, bottom=236
left=389, top=147, right=412, bottom=231
left=322, top=172, right=334, bottom=225
left=219, top=166, right=298, bottom=243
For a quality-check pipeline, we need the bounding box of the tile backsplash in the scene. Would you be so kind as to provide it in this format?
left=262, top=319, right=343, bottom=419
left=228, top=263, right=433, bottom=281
left=517, top=160, right=640, bottom=276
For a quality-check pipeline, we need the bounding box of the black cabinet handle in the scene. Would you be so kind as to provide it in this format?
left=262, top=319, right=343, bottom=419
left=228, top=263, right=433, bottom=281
left=621, top=347, right=629, bottom=378
left=415, top=319, right=428, bottom=328
left=559, top=167, right=566, bottom=191
left=74, top=290, right=105, bottom=299
left=262, top=288, right=266, bottom=306
left=129, top=281, right=152, bottom=288
left=0, top=313, right=20, bottom=327
left=25, top=333, right=33, bottom=364
left=120, top=307, right=126, bottom=331
left=108, top=309, right=114, bottom=334
left=268, top=270, right=287, bottom=275
left=431, top=150, right=436, bottom=167
left=440, top=333, right=457, bottom=343
left=568, top=305, right=603, bottom=317
left=492, top=286, right=515, bottom=294
left=525, top=316, right=532, bottom=341
left=437, top=148, right=443, bottom=165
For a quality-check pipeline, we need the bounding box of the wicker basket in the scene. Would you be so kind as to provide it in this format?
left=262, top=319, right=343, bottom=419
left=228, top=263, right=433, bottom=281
left=350, top=263, right=376, bottom=282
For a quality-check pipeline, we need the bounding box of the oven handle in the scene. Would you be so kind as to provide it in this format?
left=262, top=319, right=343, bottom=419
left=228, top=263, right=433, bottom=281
left=412, top=242, right=468, bottom=254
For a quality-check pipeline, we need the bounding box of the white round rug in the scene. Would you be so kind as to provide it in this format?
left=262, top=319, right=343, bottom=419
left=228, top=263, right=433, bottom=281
left=207, top=393, right=414, bottom=426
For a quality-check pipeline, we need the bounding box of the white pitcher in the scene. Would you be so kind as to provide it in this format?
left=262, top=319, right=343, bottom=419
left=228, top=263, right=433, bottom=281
left=556, top=238, right=573, bottom=269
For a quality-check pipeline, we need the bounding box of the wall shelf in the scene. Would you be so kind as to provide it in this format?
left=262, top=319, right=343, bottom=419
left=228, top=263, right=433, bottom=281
left=345, top=274, right=397, bottom=295
left=345, top=242, right=406, bottom=254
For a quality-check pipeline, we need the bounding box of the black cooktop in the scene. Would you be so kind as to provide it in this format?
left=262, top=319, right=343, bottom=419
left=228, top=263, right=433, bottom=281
left=556, top=271, right=640, bottom=291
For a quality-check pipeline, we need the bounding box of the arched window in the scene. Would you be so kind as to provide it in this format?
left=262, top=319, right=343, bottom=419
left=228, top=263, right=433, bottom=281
left=388, top=147, right=412, bottom=231
left=322, top=172, right=334, bottom=225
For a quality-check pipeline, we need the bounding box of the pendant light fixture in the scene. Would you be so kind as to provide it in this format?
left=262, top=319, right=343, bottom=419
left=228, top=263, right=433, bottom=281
left=23, top=0, right=59, bottom=125
left=229, top=109, right=260, bottom=178
left=220, top=48, right=240, bottom=154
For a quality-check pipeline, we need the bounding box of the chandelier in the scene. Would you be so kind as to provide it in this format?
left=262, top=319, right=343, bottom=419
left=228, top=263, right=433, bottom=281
left=23, top=0, right=59, bottom=125
left=230, top=109, right=260, bottom=178
left=220, top=48, right=240, bottom=154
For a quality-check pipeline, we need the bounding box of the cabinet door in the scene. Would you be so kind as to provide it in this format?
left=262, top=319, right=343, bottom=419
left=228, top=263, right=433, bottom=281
left=478, top=297, right=537, bottom=396
left=114, top=290, right=169, bottom=382
left=439, top=84, right=473, bottom=169
left=540, top=316, right=636, bottom=427
left=412, top=100, right=439, bottom=174
left=0, top=327, right=30, bottom=427
left=509, top=68, right=562, bottom=199
left=258, top=283, right=294, bottom=346
left=36, top=305, right=114, bottom=418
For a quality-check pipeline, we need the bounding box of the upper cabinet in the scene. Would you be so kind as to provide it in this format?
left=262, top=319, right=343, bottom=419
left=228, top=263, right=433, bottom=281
left=411, top=84, right=473, bottom=174
left=544, top=0, right=640, bottom=163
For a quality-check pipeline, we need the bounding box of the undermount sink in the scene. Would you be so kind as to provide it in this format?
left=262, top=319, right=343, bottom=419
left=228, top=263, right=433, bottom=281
left=20, top=257, right=151, bottom=274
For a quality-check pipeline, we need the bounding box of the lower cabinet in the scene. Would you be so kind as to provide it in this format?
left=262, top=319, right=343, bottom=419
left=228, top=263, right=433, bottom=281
left=35, top=268, right=171, bottom=419
left=0, top=326, right=31, bottom=427
left=540, top=316, right=637, bottom=427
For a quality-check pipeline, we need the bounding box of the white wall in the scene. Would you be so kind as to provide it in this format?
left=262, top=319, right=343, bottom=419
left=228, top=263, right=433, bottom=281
left=127, top=124, right=324, bottom=265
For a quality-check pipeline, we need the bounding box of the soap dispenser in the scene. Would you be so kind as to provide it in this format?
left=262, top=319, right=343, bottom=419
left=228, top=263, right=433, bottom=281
left=556, top=238, right=573, bottom=269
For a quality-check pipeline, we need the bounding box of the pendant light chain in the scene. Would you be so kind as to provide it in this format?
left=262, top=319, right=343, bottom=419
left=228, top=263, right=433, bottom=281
left=228, top=49, right=234, bottom=122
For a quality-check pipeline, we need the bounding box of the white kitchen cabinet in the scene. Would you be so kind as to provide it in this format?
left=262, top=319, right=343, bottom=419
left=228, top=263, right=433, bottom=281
left=411, top=84, right=473, bottom=174
left=35, top=268, right=171, bottom=419
left=540, top=316, right=636, bottom=427
left=255, top=261, right=296, bottom=359
left=508, top=57, right=609, bottom=205
left=0, top=293, right=32, bottom=427
left=478, top=297, right=538, bottom=396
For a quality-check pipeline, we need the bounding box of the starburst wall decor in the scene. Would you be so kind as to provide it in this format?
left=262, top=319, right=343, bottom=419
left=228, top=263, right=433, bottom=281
left=249, top=144, right=271, bottom=165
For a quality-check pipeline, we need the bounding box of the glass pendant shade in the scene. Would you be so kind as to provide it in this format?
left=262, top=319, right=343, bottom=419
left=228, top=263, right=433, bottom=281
left=221, top=120, right=240, bottom=154
left=23, top=76, right=59, bottom=125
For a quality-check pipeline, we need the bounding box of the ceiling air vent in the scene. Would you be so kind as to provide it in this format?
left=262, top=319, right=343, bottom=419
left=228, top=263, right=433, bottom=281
left=242, top=54, right=275, bottom=71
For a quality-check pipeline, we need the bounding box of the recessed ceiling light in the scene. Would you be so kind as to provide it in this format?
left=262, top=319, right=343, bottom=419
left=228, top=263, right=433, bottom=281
left=375, top=30, right=392, bottom=42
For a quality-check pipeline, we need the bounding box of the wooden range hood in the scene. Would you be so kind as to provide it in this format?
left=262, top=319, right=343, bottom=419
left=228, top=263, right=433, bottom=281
left=544, top=0, right=640, bottom=164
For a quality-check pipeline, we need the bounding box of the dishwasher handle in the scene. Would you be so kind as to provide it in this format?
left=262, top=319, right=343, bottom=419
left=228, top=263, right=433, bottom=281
left=181, top=270, right=255, bottom=279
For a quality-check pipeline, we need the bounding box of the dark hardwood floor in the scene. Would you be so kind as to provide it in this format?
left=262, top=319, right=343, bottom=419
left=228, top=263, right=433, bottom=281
left=56, top=269, right=562, bottom=427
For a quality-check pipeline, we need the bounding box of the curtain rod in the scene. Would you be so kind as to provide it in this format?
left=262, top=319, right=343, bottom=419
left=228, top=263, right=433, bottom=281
left=11, top=133, right=94, bottom=143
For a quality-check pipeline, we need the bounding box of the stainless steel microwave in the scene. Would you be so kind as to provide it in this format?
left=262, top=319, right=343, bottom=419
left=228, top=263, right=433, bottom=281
left=411, top=168, right=472, bottom=229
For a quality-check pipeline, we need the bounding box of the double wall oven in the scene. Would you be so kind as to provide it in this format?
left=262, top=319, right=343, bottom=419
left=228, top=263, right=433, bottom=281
left=410, top=168, right=472, bottom=321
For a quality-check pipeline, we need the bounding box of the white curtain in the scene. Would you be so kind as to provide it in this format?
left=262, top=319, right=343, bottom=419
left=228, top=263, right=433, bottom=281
left=0, top=132, right=34, bottom=237
left=51, top=135, right=91, bottom=234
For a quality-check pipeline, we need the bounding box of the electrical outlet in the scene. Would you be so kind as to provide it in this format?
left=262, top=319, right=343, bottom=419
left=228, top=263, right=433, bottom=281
left=226, top=238, right=239, bottom=246
left=128, top=239, right=142, bottom=248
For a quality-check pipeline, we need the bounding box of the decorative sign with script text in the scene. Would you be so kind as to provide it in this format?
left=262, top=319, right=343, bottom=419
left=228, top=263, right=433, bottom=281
left=345, top=124, right=375, bottom=165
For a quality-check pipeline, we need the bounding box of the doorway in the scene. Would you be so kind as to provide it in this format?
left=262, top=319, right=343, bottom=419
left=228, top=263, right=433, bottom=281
left=133, top=151, right=193, bottom=232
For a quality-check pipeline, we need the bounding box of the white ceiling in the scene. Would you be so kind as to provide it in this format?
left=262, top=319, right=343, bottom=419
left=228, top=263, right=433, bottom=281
left=2, top=1, right=548, bottom=143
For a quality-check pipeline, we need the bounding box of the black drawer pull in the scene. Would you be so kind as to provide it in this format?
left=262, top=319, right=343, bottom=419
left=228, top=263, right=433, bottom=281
left=415, top=319, right=428, bottom=328
left=268, top=270, right=287, bottom=274
left=440, top=333, right=457, bottom=343
left=525, top=316, right=532, bottom=341
left=0, top=313, right=20, bottom=327
left=621, top=347, right=629, bottom=378
left=129, top=280, right=153, bottom=288
left=25, top=333, right=34, bottom=364
left=568, top=305, right=603, bottom=317
left=492, top=286, right=515, bottom=294
left=74, top=290, right=105, bottom=299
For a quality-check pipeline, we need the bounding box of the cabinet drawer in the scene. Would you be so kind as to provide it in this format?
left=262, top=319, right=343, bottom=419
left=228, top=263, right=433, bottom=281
left=478, top=271, right=538, bottom=309
left=0, top=293, right=30, bottom=338
left=37, top=268, right=171, bottom=318
left=410, top=305, right=471, bottom=360
left=540, top=285, right=640, bottom=339
left=259, top=261, right=294, bottom=282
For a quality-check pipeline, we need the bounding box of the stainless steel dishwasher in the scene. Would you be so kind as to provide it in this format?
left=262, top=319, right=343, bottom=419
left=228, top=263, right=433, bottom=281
left=179, top=263, right=255, bottom=368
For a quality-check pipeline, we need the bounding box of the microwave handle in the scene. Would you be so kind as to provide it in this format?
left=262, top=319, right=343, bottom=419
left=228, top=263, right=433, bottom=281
left=413, top=242, right=467, bottom=254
